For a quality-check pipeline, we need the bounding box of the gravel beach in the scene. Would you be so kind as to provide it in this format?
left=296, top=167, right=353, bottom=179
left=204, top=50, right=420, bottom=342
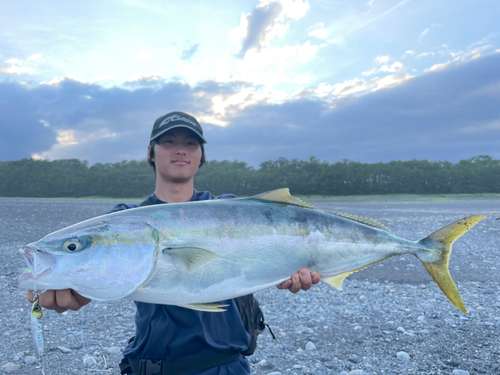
left=1, top=197, right=499, bottom=375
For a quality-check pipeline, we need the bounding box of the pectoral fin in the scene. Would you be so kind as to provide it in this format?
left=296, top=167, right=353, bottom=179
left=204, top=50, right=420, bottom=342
left=178, top=303, right=229, bottom=312
left=163, top=247, right=218, bottom=273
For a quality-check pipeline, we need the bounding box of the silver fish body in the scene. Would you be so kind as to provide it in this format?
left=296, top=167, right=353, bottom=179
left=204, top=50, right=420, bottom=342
left=17, top=189, right=484, bottom=312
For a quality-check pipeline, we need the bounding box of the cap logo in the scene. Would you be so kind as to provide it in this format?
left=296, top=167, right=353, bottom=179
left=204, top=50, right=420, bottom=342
left=159, top=114, right=198, bottom=128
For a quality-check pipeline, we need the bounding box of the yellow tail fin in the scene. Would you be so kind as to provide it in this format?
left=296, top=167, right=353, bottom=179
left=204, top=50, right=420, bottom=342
left=417, top=215, right=485, bottom=313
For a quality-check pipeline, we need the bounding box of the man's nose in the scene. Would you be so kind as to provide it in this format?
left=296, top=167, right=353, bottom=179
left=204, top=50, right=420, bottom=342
left=175, top=148, right=186, bottom=155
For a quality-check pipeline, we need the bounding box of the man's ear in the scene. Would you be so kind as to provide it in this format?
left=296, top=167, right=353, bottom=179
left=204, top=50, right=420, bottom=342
left=147, top=144, right=154, bottom=162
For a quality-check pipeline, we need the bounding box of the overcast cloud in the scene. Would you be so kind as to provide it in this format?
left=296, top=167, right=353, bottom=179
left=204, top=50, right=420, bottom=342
left=1, top=54, right=498, bottom=167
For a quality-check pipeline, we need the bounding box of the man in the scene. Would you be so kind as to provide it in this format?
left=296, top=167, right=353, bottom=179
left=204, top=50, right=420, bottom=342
left=28, top=111, right=321, bottom=374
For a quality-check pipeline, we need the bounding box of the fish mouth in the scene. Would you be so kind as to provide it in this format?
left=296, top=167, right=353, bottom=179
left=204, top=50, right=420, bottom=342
left=17, top=246, right=55, bottom=284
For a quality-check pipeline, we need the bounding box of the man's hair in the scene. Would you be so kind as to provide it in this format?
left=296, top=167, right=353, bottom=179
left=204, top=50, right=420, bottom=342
left=147, top=140, right=206, bottom=173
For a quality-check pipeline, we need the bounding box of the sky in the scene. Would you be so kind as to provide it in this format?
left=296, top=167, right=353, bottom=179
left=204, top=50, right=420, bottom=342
left=1, top=0, right=499, bottom=166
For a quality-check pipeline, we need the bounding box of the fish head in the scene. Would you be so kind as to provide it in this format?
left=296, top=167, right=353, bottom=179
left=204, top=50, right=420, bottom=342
left=17, top=217, right=158, bottom=301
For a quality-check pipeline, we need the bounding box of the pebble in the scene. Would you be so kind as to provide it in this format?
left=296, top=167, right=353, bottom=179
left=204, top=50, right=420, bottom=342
left=267, top=372, right=281, bottom=375
left=297, top=326, right=314, bottom=334
left=24, top=356, right=36, bottom=365
left=305, top=342, right=316, bottom=351
left=57, top=346, right=72, bottom=354
left=397, top=326, right=405, bottom=333
left=453, top=370, right=470, bottom=375
left=348, top=370, right=366, bottom=375
left=82, top=354, right=97, bottom=367
left=11, top=356, right=19, bottom=362
left=1, top=363, right=20, bottom=372
left=396, top=351, right=410, bottom=361
left=105, top=346, right=122, bottom=354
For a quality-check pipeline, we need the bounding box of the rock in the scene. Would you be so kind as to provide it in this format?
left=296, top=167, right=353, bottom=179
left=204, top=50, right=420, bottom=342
left=11, top=356, right=19, bottom=362
left=267, top=372, right=281, bottom=375
left=297, top=326, right=314, bottom=334
left=397, top=327, right=405, bottom=333
left=82, top=354, right=97, bottom=367
left=453, top=370, right=470, bottom=375
left=105, top=346, right=122, bottom=354
left=340, top=372, right=349, bottom=375
left=292, top=364, right=302, bottom=369
left=1, top=363, right=20, bottom=372
left=24, top=356, right=37, bottom=365
left=397, top=351, right=410, bottom=361
left=57, top=346, right=72, bottom=354
left=305, top=341, right=316, bottom=351
left=354, top=325, right=362, bottom=330
left=348, top=370, right=366, bottom=375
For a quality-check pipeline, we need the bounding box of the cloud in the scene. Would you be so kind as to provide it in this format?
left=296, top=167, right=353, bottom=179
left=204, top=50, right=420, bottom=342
left=417, top=52, right=435, bottom=58
left=403, top=50, right=415, bottom=57
left=379, top=61, right=403, bottom=73
left=308, top=22, right=328, bottom=39
left=374, top=55, right=389, bottom=63
left=419, top=28, right=430, bottom=41
left=181, top=44, right=200, bottom=61
left=210, top=55, right=500, bottom=165
left=230, top=0, right=310, bottom=59
left=0, top=58, right=34, bottom=75
left=1, top=54, right=499, bottom=166
left=460, top=120, right=500, bottom=134
left=132, top=52, right=152, bottom=63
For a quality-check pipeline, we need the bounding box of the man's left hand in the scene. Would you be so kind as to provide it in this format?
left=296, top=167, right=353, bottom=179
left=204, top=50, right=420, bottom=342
left=276, top=267, right=321, bottom=293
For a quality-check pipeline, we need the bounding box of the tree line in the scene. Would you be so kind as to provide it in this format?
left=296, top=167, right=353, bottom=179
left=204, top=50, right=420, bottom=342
left=0, top=155, right=498, bottom=198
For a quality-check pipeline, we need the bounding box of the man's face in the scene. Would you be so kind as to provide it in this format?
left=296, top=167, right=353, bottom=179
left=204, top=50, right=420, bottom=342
left=149, top=128, right=203, bottom=184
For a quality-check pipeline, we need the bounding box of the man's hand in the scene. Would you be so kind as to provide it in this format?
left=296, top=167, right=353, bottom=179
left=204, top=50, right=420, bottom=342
left=276, top=267, right=321, bottom=293
left=27, top=289, right=91, bottom=313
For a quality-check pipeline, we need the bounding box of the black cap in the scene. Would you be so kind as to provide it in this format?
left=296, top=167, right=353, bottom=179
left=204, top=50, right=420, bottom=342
left=150, top=111, right=207, bottom=144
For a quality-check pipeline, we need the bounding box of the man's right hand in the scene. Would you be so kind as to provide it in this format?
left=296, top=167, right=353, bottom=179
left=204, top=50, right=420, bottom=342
left=27, top=289, right=91, bottom=313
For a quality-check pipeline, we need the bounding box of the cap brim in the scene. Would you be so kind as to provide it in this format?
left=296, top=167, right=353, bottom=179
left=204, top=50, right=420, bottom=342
left=151, top=125, right=207, bottom=144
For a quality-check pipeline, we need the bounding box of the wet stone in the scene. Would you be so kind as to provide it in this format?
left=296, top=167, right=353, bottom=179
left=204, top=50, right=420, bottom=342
left=23, top=356, right=36, bottom=365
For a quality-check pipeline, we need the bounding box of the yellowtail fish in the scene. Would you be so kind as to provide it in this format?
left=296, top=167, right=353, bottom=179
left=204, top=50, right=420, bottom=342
left=17, top=188, right=485, bottom=313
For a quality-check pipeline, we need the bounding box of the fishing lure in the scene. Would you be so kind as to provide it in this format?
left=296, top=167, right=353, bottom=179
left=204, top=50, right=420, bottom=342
left=30, top=292, right=44, bottom=359
left=31, top=289, right=46, bottom=375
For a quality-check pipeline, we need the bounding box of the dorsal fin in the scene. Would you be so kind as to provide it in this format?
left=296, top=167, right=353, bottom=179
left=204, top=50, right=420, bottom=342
left=251, top=188, right=316, bottom=209
left=324, top=210, right=394, bottom=235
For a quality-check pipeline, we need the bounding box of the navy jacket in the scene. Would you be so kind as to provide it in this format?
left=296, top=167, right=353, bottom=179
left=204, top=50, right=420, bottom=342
left=109, top=190, right=251, bottom=374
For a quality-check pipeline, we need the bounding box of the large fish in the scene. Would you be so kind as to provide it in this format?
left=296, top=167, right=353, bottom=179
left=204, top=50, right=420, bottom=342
left=17, top=189, right=484, bottom=313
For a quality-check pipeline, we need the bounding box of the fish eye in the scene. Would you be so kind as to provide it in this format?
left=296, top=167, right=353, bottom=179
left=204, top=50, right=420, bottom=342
left=63, top=239, right=82, bottom=252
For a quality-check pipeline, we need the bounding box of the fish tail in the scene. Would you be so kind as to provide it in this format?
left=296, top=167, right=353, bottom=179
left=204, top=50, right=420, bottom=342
left=415, top=215, right=485, bottom=313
